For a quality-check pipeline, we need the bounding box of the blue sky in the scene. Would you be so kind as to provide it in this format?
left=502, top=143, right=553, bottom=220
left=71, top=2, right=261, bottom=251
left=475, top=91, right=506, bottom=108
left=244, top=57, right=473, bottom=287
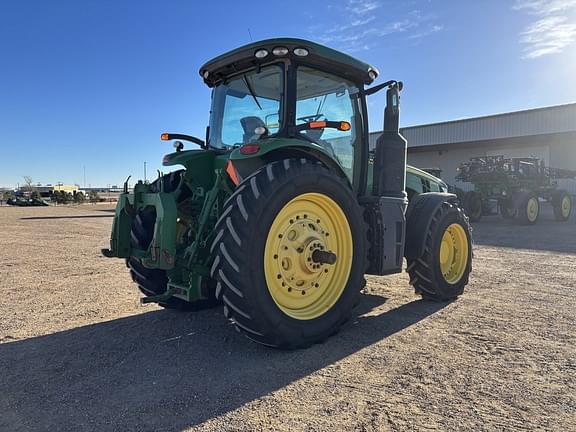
left=1, top=0, right=576, bottom=188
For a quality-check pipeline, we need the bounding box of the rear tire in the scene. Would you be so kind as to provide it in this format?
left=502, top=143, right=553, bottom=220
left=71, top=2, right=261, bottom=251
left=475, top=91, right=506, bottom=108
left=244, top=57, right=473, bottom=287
left=552, top=190, right=572, bottom=222
left=498, top=199, right=516, bottom=219
left=462, top=191, right=482, bottom=222
left=514, top=192, right=539, bottom=225
left=407, top=200, right=472, bottom=301
left=210, top=159, right=367, bottom=349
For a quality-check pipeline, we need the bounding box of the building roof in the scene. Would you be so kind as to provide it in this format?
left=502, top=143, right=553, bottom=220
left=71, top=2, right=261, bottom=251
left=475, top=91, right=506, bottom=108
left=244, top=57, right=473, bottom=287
left=370, top=102, right=576, bottom=149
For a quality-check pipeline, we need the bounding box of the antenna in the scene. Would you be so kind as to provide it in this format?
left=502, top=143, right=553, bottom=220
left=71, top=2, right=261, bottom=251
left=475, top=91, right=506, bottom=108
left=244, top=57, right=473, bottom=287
left=248, top=28, right=253, bottom=41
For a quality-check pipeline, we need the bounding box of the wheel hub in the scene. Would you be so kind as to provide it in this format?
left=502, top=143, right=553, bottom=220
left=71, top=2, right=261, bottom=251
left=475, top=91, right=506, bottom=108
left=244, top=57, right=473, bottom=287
left=264, top=192, right=353, bottom=320
left=276, top=217, right=331, bottom=294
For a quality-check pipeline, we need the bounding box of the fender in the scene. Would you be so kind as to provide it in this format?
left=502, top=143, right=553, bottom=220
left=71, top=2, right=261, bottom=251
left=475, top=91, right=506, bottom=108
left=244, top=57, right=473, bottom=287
left=404, top=192, right=458, bottom=260
left=230, top=137, right=351, bottom=186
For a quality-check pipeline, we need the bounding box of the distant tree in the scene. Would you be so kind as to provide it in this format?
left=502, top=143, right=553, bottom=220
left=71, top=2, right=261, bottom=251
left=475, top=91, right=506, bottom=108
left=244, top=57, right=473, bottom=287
left=3, top=191, right=14, bottom=201
left=52, top=191, right=63, bottom=204
left=88, top=190, right=100, bottom=204
left=22, top=176, right=34, bottom=192
left=73, top=191, right=85, bottom=204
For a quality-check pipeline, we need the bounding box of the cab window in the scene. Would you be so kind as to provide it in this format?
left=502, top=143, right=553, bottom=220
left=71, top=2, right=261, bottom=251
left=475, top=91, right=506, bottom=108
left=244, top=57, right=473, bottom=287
left=296, top=67, right=359, bottom=180
left=406, top=172, right=423, bottom=201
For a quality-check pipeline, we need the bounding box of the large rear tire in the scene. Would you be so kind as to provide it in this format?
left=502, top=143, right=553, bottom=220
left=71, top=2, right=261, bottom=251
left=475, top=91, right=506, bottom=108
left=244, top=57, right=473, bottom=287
left=498, top=199, right=516, bottom=219
left=462, top=191, right=483, bottom=222
left=514, top=192, right=539, bottom=225
left=407, top=200, right=472, bottom=301
left=210, top=159, right=367, bottom=349
left=552, top=190, right=572, bottom=222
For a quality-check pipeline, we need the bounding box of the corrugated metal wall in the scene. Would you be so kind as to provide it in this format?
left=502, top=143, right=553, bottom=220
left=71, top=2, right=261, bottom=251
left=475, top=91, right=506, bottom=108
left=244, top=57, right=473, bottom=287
left=369, top=103, right=576, bottom=150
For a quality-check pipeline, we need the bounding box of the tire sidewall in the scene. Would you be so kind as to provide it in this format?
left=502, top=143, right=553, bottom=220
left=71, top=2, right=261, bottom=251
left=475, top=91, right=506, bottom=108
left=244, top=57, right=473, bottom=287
left=430, top=210, right=472, bottom=298
left=241, top=166, right=366, bottom=339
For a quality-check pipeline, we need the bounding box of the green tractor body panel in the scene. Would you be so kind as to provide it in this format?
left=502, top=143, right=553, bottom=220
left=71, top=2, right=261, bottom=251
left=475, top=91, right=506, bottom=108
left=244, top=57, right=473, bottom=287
left=109, top=184, right=178, bottom=270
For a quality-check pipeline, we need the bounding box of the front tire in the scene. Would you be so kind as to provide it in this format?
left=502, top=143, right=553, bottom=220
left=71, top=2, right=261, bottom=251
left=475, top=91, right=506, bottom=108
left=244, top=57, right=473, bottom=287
left=210, top=159, right=367, bottom=349
left=407, top=200, right=472, bottom=301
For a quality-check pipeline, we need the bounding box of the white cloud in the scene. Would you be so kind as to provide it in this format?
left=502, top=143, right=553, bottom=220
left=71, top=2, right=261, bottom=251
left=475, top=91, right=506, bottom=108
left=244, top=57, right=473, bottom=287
left=514, top=0, right=576, bottom=59
left=309, top=1, right=443, bottom=53
left=513, top=0, right=576, bottom=15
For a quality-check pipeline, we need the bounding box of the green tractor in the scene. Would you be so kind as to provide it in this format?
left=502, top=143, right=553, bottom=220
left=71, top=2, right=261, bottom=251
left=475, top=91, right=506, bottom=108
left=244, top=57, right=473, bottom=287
left=102, top=38, right=473, bottom=349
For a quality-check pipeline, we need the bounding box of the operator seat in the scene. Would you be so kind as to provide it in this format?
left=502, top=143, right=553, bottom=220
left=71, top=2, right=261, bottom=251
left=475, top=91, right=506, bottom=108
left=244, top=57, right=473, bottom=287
left=240, top=116, right=266, bottom=144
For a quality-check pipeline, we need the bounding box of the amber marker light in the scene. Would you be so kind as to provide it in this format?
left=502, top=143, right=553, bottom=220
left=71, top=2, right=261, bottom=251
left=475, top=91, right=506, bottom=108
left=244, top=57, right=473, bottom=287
left=339, top=121, right=351, bottom=131
left=225, top=161, right=241, bottom=186
left=161, top=133, right=170, bottom=141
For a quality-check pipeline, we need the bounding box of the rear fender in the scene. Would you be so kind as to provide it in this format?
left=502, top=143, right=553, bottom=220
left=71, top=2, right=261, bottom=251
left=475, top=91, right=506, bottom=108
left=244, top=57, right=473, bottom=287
left=404, top=192, right=458, bottom=260
left=230, top=145, right=351, bottom=187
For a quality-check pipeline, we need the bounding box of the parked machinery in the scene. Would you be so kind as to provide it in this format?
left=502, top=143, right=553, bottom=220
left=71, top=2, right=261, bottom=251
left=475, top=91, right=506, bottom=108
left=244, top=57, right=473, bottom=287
left=456, top=155, right=575, bottom=224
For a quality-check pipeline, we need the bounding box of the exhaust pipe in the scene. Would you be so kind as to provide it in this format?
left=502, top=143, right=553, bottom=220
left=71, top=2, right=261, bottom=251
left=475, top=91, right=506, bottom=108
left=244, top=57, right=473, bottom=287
left=373, top=82, right=407, bottom=198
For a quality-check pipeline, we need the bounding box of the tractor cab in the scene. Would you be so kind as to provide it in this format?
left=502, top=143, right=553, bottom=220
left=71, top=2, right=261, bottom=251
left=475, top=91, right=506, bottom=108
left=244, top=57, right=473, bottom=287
left=199, top=38, right=401, bottom=194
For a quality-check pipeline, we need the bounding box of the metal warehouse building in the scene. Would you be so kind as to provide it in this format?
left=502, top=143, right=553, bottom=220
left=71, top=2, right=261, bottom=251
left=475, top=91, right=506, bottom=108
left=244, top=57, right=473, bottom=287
left=370, top=103, right=576, bottom=193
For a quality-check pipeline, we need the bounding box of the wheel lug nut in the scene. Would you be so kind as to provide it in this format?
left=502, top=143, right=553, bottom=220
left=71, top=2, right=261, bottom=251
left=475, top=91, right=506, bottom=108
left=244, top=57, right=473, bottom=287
left=301, top=291, right=306, bottom=295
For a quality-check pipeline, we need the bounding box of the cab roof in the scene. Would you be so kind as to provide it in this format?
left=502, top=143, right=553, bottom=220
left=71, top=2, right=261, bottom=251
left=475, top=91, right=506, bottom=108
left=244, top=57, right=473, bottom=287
left=199, top=38, right=379, bottom=87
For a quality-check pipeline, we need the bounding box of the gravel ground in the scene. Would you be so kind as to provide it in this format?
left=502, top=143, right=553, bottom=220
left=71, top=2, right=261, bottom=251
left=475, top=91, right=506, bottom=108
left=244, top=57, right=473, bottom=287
left=0, top=203, right=574, bottom=431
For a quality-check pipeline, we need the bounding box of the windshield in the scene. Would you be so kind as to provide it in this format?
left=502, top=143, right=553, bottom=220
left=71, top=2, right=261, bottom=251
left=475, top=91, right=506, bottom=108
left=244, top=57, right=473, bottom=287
left=208, top=65, right=283, bottom=149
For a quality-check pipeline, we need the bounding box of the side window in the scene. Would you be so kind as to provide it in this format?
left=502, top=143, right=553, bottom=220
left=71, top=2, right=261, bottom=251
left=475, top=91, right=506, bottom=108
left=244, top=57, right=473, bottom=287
left=422, top=179, right=431, bottom=193
left=428, top=180, right=441, bottom=192
left=296, top=67, right=358, bottom=179
left=406, top=172, right=423, bottom=201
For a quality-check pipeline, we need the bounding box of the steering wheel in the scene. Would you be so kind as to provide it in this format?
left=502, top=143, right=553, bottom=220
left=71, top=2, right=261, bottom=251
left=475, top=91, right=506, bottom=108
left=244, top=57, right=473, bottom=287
left=297, top=113, right=325, bottom=123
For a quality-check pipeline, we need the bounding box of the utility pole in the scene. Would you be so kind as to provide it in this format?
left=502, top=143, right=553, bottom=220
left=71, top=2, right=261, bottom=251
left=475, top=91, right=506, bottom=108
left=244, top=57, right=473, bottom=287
left=144, top=161, right=147, bottom=182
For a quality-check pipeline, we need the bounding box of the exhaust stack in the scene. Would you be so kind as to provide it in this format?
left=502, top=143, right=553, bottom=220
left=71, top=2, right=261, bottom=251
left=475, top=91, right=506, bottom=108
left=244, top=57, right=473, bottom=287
left=373, top=82, right=407, bottom=198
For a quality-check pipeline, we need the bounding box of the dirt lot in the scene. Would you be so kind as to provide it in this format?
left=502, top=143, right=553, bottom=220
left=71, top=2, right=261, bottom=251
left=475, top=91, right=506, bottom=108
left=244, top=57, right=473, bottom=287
left=0, top=203, right=574, bottom=431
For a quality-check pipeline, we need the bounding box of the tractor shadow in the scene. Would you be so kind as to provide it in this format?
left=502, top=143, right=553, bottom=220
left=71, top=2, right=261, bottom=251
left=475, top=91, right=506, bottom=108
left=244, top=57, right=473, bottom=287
left=20, top=214, right=114, bottom=220
left=0, top=294, right=446, bottom=431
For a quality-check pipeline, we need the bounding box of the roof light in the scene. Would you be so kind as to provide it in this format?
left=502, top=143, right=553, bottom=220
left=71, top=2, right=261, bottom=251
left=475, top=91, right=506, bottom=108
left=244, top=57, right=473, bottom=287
left=293, top=47, right=309, bottom=57
left=272, top=46, right=289, bottom=56
left=368, top=69, right=377, bottom=80
left=161, top=133, right=170, bottom=140
left=255, top=49, right=269, bottom=59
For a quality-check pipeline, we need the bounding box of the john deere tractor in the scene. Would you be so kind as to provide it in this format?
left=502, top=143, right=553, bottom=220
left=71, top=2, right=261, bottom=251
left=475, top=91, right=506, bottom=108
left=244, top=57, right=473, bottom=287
left=102, top=38, right=472, bottom=349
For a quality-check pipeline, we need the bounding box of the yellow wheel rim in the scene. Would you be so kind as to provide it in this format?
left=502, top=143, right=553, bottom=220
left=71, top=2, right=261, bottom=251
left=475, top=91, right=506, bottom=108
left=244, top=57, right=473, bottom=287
left=527, top=197, right=539, bottom=222
left=439, top=223, right=469, bottom=284
left=264, top=192, right=353, bottom=320
left=561, top=196, right=571, bottom=218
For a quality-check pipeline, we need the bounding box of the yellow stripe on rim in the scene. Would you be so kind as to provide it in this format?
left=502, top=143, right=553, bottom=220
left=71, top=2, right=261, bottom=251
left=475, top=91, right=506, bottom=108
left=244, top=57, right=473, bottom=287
left=264, top=192, right=353, bottom=320
left=439, top=223, right=469, bottom=284
left=527, top=197, right=539, bottom=222
left=561, top=196, right=571, bottom=218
